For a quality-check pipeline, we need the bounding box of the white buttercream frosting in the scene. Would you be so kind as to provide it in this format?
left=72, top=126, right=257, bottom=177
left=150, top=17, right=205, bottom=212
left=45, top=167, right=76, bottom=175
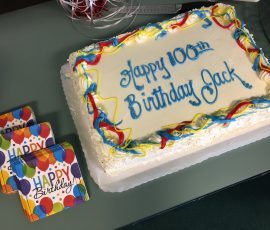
left=61, top=3, right=270, bottom=177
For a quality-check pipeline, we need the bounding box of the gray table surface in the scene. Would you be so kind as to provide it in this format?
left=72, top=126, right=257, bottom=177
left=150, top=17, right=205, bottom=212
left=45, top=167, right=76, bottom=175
left=0, top=1, right=270, bottom=229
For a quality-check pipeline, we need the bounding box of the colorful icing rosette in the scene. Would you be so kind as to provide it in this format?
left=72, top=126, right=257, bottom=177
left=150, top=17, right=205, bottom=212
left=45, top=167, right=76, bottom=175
left=10, top=142, right=89, bottom=222
left=0, top=122, right=55, bottom=194
left=0, top=106, right=36, bottom=134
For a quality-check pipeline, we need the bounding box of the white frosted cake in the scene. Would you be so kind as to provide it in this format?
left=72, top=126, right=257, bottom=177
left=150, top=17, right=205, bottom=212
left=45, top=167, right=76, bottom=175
left=61, top=3, right=270, bottom=191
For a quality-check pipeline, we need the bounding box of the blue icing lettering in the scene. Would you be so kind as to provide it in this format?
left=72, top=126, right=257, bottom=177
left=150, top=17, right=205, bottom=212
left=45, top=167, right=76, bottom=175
left=118, top=40, right=253, bottom=121
left=120, top=57, right=171, bottom=91
left=123, top=60, right=253, bottom=119
left=168, top=47, right=186, bottom=66
left=120, top=60, right=144, bottom=91
left=120, top=41, right=213, bottom=92
left=224, top=61, right=253, bottom=89
left=167, top=41, right=214, bottom=66
left=201, top=61, right=253, bottom=104
left=124, top=94, right=142, bottom=119
left=124, top=81, right=201, bottom=119
left=186, top=44, right=199, bottom=60
left=158, top=57, right=171, bottom=80
left=201, top=69, right=218, bottom=104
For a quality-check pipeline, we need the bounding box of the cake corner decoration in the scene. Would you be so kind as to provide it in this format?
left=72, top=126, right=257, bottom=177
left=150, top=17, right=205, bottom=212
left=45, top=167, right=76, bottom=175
left=10, top=142, right=89, bottom=222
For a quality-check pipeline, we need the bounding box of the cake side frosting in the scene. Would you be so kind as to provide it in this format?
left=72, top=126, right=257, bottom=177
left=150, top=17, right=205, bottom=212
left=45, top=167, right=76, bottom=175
left=66, top=3, right=270, bottom=159
left=59, top=72, right=270, bottom=175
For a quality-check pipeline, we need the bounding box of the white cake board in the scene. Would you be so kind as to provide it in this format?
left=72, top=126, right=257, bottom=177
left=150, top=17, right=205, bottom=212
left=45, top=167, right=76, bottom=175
left=61, top=67, right=270, bottom=192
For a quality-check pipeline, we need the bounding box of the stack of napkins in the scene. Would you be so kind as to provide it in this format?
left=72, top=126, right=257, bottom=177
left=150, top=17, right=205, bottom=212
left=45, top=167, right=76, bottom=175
left=0, top=106, right=89, bottom=222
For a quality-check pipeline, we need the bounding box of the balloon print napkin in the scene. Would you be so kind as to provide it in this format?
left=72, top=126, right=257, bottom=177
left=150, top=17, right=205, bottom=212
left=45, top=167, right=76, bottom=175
left=0, top=122, right=55, bottom=194
left=10, top=142, right=89, bottom=222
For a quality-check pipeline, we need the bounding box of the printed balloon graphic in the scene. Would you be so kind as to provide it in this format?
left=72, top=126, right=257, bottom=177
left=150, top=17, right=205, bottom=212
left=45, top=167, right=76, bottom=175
left=33, top=205, right=46, bottom=218
left=19, top=179, right=31, bottom=196
left=12, top=130, right=25, bottom=144
left=75, top=196, right=84, bottom=205
left=2, top=170, right=17, bottom=193
left=0, top=135, right=11, bottom=150
left=2, top=184, right=13, bottom=194
left=73, top=184, right=87, bottom=198
left=29, top=124, right=41, bottom=137
left=0, top=151, right=5, bottom=167
left=63, top=195, right=75, bottom=207
left=0, top=116, right=8, bottom=128
left=22, top=164, right=36, bottom=178
left=13, top=160, right=25, bottom=178
left=1, top=170, right=10, bottom=184
left=21, top=107, right=32, bottom=121
left=53, top=202, right=64, bottom=213
left=6, top=176, right=19, bottom=190
left=12, top=108, right=22, bottom=119
left=6, top=112, right=14, bottom=122
left=47, top=151, right=57, bottom=165
left=63, top=148, right=75, bottom=164
left=46, top=137, right=55, bottom=147
left=37, top=158, right=50, bottom=171
left=3, top=131, right=13, bottom=141
left=40, top=197, right=53, bottom=214
left=36, top=150, right=50, bottom=161
left=23, top=127, right=32, bottom=138
left=71, top=163, right=81, bottom=178
left=39, top=123, right=51, bottom=138
left=54, top=147, right=65, bottom=162
left=23, top=154, right=38, bottom=168
left=30, top=214, right=39, bottom=222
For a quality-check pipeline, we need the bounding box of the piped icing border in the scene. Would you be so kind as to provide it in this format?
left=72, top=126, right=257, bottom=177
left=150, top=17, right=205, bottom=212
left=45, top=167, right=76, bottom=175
left=70, top=3, right=270, bottom=156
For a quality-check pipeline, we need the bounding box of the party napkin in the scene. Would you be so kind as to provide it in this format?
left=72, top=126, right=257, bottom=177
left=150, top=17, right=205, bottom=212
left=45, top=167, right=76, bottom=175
left=0, top=106, right=36, bottom=134
left=0, top=122, right=55, bottom=194
left=10, top=142, right=89, bottom=222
